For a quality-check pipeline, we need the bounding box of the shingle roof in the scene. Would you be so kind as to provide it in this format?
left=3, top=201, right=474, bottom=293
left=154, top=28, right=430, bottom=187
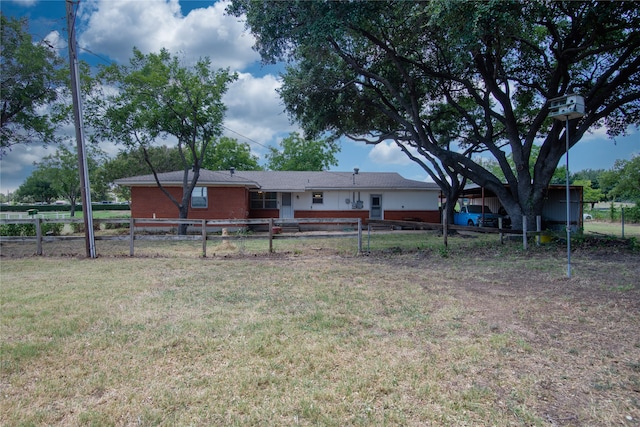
left=114, top=170, right=260, bottom=187
left=115, top=169, right=439, bottom=192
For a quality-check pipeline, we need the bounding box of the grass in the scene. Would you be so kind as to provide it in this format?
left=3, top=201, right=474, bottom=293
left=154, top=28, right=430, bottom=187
left=584, top=219, right=640, bottom=237
left=1, top=233, right=639, bottom=425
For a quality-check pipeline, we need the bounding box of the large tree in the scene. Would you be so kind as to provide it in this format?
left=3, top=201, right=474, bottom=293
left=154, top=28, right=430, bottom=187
left=266, top=132, right=339, bottom=171
left=230, top=1, right=640, bottom=229
left=201, top=136, right=262, bottom=171
left=0, top=14, right=68, bottom=156
left=88, top=48, right=237, bottom=233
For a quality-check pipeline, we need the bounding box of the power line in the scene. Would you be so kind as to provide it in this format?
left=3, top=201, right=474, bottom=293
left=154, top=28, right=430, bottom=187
left=222, top=125, right=273, bottom=150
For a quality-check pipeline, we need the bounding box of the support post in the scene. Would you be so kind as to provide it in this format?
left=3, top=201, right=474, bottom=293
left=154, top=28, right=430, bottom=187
left=522, top=215, right=528, bottom=250
left=268, top=218, right=274, bottom=254
left=498, top=217, right=503, bottom=245
left=35, top=218, right=42, bottom=256
left=66, top=0, right=95, bottom=258
left=565, top=116, right=571, bottom=277
left=536, top=215, right=542, bottom=246
left=621, top=207, right=625, bottom=239
left=201, top=220, right=207, bottom=257
left=357, top=218, right=362, bottom=254
left=129, top=218, right=135, bottom=256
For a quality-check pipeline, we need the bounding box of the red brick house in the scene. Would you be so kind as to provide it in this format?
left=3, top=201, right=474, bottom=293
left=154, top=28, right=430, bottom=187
left=115, top=169, right=441, bottom=228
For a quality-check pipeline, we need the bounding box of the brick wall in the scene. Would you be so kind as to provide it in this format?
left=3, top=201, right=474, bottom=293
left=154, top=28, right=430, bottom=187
left=130, top=186, right=249, bottom=219
left=383, top=210, right=441, bottom=223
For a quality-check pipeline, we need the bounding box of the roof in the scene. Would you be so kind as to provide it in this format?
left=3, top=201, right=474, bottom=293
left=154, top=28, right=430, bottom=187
left=114, top=169, right=260, bottom=188
left=115, top=169, right=440, bottom=192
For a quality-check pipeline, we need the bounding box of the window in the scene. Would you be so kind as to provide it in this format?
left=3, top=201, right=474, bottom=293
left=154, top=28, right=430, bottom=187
left=250, top=191, right=277, bottom=209
left=312, top=192, right=323, bottom=204
left=191, top=186, right=208, bottom=208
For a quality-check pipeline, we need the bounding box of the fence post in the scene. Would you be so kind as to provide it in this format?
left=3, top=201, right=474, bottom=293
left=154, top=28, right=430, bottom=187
left=498, top=217, right=503, bottom=245
left=536, top=215, right=542, bottom=246
left=357, top=218, right=362, bottom=254
left=35, top=217, right=43, bottom=256
left=129, top=217, right=135, bottom=256
left=202, top=219, right=207, bottom=257
left=522, top=215, right=528, bottom=250
left=621, top=207, right=625, bottom=239
left=268, top=217, right=274, bottom=254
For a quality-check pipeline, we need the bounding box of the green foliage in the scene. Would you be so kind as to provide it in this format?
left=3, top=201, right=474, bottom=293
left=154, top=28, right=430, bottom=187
left=230, top=0, right=640, bottom=230
left=601, top=156, right=640, bottom=203
left=265, top=132, right=340, bottom=171
left=14, top=171, right=58, bottom=204
left=0, top=222, right=62, bottom=237
left=103, top=146, right=184, bottom=200
left=0, top=14, right=68, bottom=155
left=88, top=48, right=237, bottom=229
left=574, top=179, right=605, bottom=208
left=200, top=136, right=262, bottom=171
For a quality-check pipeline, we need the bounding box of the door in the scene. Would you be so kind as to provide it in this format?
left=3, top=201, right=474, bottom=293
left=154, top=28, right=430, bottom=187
left=281, top=192, right=293, bottom=219
left=370, top=194, right=382, bottom=219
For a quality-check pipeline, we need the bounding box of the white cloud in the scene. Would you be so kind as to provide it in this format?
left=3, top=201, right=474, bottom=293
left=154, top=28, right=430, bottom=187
left=223, top=73, right=297, bottom=155
left=368, top=141, right=414, bottom=166
left=9, top=0, right=37, bottom=6
left=78, top=0, right=259, bottom=70
left=43, top=30, right=65, bottom=51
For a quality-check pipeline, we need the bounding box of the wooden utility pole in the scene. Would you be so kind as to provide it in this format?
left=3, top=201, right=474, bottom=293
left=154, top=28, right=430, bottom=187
left=66, top=0, right=96, bottom=258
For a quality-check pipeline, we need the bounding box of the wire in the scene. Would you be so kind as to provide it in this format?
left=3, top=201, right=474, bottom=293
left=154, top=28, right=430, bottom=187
left=222, top=125, right=272, bottom=150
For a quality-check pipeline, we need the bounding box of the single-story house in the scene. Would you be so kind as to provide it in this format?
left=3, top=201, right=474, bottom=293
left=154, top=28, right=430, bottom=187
left=115, top=169, right=441, bottom=230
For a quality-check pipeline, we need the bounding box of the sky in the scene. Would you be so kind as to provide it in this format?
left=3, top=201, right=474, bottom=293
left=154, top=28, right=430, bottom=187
left=1, top=0, right=638, bottom=195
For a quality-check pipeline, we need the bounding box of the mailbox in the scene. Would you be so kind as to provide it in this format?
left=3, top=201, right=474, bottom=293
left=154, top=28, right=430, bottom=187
left=548, top=94, right=585, bottom=120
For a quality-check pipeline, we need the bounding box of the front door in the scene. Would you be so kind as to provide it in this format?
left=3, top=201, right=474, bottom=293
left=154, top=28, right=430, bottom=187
left=370, top=194, right=382, bottom=219
left=281, top=192, right=293, bottom=219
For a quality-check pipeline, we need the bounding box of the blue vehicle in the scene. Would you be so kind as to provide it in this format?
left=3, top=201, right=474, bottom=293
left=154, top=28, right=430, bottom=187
left=454, top=205, right=504, bottom=228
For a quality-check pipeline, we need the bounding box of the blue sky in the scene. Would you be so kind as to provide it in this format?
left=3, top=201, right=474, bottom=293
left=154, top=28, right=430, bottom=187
left=1, top=0, right=638, bottom=194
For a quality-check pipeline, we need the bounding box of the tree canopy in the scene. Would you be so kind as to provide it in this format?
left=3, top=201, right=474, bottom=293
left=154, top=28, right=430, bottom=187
left=200, top=136, right=262, bottom=171
left=0, top=14, right=68, bottom=156
left=15, top=144, right=105, bottom=215
left=229, top=0, right=640, bottom=229
left=88, top=48, right=237, bottom=232
left=266, top=132, right=340, bottom=171
left=601, top=156, right=640, bottom=204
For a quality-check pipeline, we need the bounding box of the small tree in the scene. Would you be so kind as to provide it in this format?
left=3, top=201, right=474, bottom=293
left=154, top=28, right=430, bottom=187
left=266, top=132, right=339, bottom=171
left=26, top=144, right=105, bottom=216
left=574, top=179, right=605, bottom=210
left=89, top=48, right=237, bottom=234
left=14, top=170, right=58, bottom=204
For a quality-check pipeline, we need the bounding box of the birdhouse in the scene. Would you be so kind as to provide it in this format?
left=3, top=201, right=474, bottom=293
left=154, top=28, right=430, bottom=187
left=548, top=94, right=585, bottom=120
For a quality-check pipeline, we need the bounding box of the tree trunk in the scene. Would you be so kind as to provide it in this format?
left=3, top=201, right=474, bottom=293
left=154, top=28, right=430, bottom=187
left=178, top=203, right=189, bottom=235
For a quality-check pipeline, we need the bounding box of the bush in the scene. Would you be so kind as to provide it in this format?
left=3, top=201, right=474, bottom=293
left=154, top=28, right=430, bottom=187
left=624, top=205, right=640, bottom=223
left=0, top=223, right=33, bottom=236
left=0, top=222, right=63, bottom=236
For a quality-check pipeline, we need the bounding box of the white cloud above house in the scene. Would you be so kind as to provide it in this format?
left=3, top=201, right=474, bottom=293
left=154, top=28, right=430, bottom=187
left=77, top=0, right=259, bottom=70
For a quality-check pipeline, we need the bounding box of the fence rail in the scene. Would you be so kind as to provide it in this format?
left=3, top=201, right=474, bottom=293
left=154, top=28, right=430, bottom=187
left=0, top=217, right=364, bottom=257
left=1, top=215, right=579, bottom=257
